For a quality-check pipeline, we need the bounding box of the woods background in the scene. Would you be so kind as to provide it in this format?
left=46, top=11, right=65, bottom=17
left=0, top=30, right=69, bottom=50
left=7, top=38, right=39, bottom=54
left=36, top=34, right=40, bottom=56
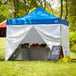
left=0, top=0, right=76, bottom=31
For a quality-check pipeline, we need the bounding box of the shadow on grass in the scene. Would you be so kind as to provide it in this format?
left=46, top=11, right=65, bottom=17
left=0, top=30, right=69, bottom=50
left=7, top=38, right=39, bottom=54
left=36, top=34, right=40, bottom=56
left=71, top=50, right=76, bottom=53
left=0, top=48, right=5, bottom=61
left=72, top=59, right=76, bottom=63
left=0, top=58, right=5, bottom=61
left=71, top=49, right=76, bottom=63
left=0, top=58, right=76, bottom=63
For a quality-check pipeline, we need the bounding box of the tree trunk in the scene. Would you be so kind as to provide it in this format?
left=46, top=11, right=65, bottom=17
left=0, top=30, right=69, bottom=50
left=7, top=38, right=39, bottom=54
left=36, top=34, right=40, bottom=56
left=26, top=0, right=33, bottom=14
left=3, top=1, right=13, bottom=17
left=44, top=0, right=46, bottom=10
left=15, top=0, right=20, bottom=17
left=6, top=4, right=12, bottom=14
left=60, top=0, right=63, bottom=19
left=65, top=0, right=68, bottom=20
left=23, top=0, right=28, bottom=15
left=12, top=0, right=16, bottom=18
left=39, top=0, right=44, bottom=8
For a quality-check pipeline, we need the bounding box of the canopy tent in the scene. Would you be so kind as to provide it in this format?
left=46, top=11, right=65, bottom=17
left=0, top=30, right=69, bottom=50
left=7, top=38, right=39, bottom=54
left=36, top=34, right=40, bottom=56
left=5, top=7, right=70, bottom=61
left=0, top=20, right=6, bottom=37
left=0, top=20, right=6, bottom=31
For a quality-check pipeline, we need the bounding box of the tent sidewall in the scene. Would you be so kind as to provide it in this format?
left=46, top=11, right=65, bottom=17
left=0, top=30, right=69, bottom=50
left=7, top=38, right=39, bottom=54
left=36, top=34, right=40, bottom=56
left=5, top=24, right=70, bottom=61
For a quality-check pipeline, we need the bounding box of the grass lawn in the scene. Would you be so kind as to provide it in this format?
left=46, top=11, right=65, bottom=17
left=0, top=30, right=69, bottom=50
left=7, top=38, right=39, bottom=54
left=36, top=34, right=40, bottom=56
left=0, top=38, right=76, bottom=76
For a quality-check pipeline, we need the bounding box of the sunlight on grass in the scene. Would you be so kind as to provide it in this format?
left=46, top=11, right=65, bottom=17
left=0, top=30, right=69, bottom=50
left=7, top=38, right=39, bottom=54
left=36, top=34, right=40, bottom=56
left=0, top=61, right=76, bottom=76
left=0, top=38, right=6, bottom=48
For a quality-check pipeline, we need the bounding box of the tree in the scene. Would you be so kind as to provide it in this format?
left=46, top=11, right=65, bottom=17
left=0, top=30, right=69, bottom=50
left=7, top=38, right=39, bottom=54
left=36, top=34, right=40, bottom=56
left=46, top=2, right=54, bottom=14
left=64, top=0, right=76, bottom=31
left=2, top=0, right=39, bottom=18
left=57, top=0, right=76, bottom=31
left=0, top=0, right=55, bottom=23
left=65, top=0, right=68, bottom=20
left=12, top=0, right=16, bottom=18
left=0, top=0, right=11, bottom=22
left=60, top=0, right=63, bottom=19
left=44, top=0, right=46, bottom=10
left=2, top=0, right=16, bottom=18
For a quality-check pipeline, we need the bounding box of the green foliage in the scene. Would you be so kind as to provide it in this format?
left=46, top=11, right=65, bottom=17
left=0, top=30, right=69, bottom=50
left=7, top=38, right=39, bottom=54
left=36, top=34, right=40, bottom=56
left=65, top=0, right=76, bottom=31
left=0, top=0, right=76, bottom=32
left=70, top=32, right=76, bottom=47
left=0, top=0, right=12, bottom=22
left=56, top=0, right=76, bottom=32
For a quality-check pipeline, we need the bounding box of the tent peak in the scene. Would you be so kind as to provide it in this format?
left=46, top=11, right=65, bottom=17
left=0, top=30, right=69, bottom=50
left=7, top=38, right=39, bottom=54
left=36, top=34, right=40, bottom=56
left=7, top=7, right=68, bottom=26
left=28, top=7, right=59, bottom=19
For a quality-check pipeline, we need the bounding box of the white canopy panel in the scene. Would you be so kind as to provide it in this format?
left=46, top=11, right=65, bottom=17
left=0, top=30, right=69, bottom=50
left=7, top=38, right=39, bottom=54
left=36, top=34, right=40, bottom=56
left=61, top=24, right=70, bottom=56
left=5, top=24, right=61, bottom=61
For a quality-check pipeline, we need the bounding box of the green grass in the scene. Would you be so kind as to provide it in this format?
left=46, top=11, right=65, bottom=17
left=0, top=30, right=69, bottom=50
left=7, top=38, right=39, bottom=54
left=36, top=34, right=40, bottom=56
left=0, top=38, right=76, bottom=76
left=0, top=38, right=6, bottom=48
left=0, top=61, right=76, bottom=76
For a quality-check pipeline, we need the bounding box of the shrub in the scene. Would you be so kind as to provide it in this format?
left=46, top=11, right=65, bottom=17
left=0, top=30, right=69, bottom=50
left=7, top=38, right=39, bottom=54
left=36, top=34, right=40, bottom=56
left=69, top=32, right=76, bottom=47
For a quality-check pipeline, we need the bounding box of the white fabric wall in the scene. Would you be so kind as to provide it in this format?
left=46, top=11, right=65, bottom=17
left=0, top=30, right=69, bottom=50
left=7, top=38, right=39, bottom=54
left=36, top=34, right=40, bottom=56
left=5, top=25, right=32, bottom=61
left=5, top=24, right=61, bottom=61
left=21, top=26, right=45, bottom=45
left=61, top=24, right=70, bottom=56
left=34, top=24, right=61, bottom=49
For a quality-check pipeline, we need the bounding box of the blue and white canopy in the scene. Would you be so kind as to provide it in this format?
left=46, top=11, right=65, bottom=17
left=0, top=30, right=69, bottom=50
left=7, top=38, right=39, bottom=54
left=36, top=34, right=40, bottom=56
left=5, top=7, right=70, bottom=61
left=7, top=7, right=68, bottom=26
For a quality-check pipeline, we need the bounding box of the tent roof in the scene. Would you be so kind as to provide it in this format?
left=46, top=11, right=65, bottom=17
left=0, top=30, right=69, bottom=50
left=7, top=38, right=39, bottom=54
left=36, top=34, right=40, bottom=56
left=7, top=7, right=69, bottom=26
left=0, top=20, right=6, bottom=28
